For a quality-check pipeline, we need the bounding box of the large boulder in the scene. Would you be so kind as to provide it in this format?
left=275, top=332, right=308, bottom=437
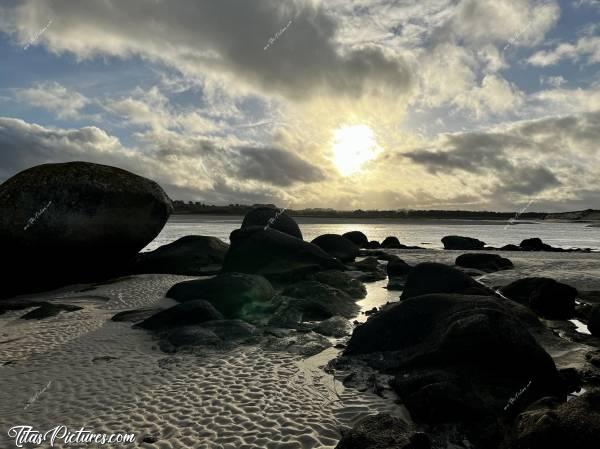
left=335, top=414, right=430, bottom=449
left=342, top=231, right=369, bottom=248
left=138, top=300, right=223, bottom=330
left=0, top=162, right=172, bottom=297
left=499, top=278, right=577, bottom=320
left=588, top=305, right=600, bottom=337
left=132, top=235, right=228, bottom=275
left=166, top=273, right=274, bottom=318
left=241, top=206, right=302, bottom=239
left=400, top=263, right=492, bottom=300
left=520, top=238, right=555, bottom=252
left=387, top=257, right=412, bottom=277
left=503, top=391, right=600, bottom=449
left=313, top=316, right=354, bottom=338
left=345, top=294, right=563, bottom=433
left=381, top=236, right=403, bottom=249
left=311, top=270, right=367, bottom=299
left=441, top=235, right=485, bottom=250
left=223, top=228, right=344, bottom=282
left=455, top=253, right=514, bottom=272
left=280, top=281, right=360, bottom=319
left=311, top=234, right=360, bottom=262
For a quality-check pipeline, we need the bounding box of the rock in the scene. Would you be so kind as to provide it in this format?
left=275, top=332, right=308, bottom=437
left=167, top=326, right=221, bottom=347
left=262, top=331, right=332, bottom=356
left=345, top=294, right=562, bottom=430
left=387, top=258, right=412, bottom=277
left=20, top=303, right=82, bottom=320
left=455, top=253, right=514, bottom=272
left=589, top=305, right=600, bottom=337
left=201, top=319, right=257, bottom=341
left=441, top=235, right=485, bottom=250
left=241, top=206, right=302, bottom=239
left=0, top=162, right=172, bottom=297
left=335, top=413, right=431, bottom=449
left=111, top=308, right=161, bottom=323
left=500, top=278, right=577, bottom=320
left=342, top=231, right=369, bottom=248
left=281, top=282, right=360, bottom=319
left=138, top=300, right=223, bottom=330
left=520, top=237, right=555, bottom=252
left=381, top=236, right=403, bottom=249
left=131, top=235, right=228, bottom=275
left=311, top=270, right=367, bottom=299
left=166, top=273, right=274, bottom=318
left=366, top=241, right=381, bottom=249
left=503, top=391, right=600, bottom=449
left=313, top=316, right=354, bottom=337
left=386, top=278, right=405, bottom=290
left=311, top=234, right=360, bottom=262
left=223, top=228, right=344, bottom=282
left=400, top=263, right=492, bottom=300
left=501, top=244, right=522, bottom=251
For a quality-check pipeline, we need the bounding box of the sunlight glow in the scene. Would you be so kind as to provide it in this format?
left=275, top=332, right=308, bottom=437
left=332, top=125, right=383, bottom=176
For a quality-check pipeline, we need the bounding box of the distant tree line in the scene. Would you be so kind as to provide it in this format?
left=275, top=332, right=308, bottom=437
left=171, top=201, right=548, bottom=220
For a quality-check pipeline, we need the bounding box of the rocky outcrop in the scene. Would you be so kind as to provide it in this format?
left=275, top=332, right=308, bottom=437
left=138, top=300, right=223, bottom=329
left=499, top=278, right=577, bottom=320
left=241, top=206, right=302, bottom=239
left=0, top=162, right=172, bottom=297
left=441, top=235, right=485, bottom=250
left=311, top=270, right=367, bottom=299
left=455, top=253, right=514, bottom=272
left=311, top=234, right=360, bottom=262
left=131, top=235, right=228, bottom=275
left=381, top=236, right=403, bottom=249
left=342, top=231, right=369, bottom=248
left=588, top=305, right=600, bottom=337
left=386, top=257, right=412, bottom=277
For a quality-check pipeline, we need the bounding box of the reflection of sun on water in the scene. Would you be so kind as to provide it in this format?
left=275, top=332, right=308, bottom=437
left=332, top=125, right=383, bottom=176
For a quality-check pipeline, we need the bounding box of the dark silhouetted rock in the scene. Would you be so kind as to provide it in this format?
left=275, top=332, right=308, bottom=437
left=242, top=206, right=302, bottom=239
left=313, top=316, right=354, bottom=337
left=387, top=258, right=412, bottom=277
left=138, top=300, right=223, bottom=330
left=335, top=414, right=431, bottom=449
left=280, top=281, right=360, bottom=319
left=0, top=162, right=172, bottom=297
left=343, top=231, right=368, bottom=248
left=441, top=235, right=485, bottom=250
left=311, top=270, right=367, bottom=299
left=400, top=263, right=492, bottom=300
left=500, top=278, right=577, bottom=320
left=455, top=253, right=514, bottom=272
left=312, top=234, right=360, bottom=262
left=111, top=308, right=161, bottom=323
left=132, top=235, right=228, bottom=275
left=20, top=303, right=82, bottom=320
left=366, top=240, right=381, bottom=249
left=223, top=228, right=344, bottom=282
left=381, top=236, right=403, bottom=249
left=166, top=273, right=274, bottom=318
left=167, top=326, right=221, bottom=347
left=588, top=305, right=600, bottom=337
left=520, top=238, right=555, bottom=251
left=501, top=244, right=522, bottom=251
left=201, top=319, right=257, bottom=341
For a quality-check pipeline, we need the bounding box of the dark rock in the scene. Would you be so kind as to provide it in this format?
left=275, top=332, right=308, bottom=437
left=455, top=253, right=514, bottom=272
left=353, top=257, right=384, bottom=273
left=262, top=331, right=332, bottom=356
left=223, top=228, right=344, bottom=282
left=138, top=300, right=223, bottom=330
left=387, top=258, right=412, bottom=277
left=589, top=305, right=600, bottom=337
left=166, top=273, right=274, bottom=318
left=342, top=231, right=368, bottom=248
left=503, top=390, right=600, bottom=449
left=242, top=206, right=302, bottom=239
left=280, top=281, right=360, bottom=319
left=366, top=240, right=381, bottom=249
left=0, top=162, right=172, bottom=297
left=201, top=319, right=257, bottom=341
left=400, top=263, right=492, bottom=300
left=131, top=235, right=228, bottom=275
left=167, top=326, right=221, bottom=347
left=441, top=235, right=485, bottom=250
left=335, top=413, right=430, bottom=449
left=0, top=298, right=45, bottom=315
left=20, top=303, right=82, bottom=320
left=111, top=308, right=162, bottom=323
left=312, top=234, right=360, bottom=262
left=313, top=316, right=354, bottom=337
left=500, top=278, right=577, bottom=320
left=381, top=236, right=403, bottom=249
left=501, top=244, right=522, bottom=251
left=311, top=270, right=367, bottom=299
left=520, top=237, right=555, bottom=251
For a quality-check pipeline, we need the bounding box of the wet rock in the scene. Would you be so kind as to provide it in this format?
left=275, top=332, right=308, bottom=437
left=281, top=281, right=360, bottom=319
left=351, top=257, right=387, bottom=281
left=20, top=303, right=82, bottom=320
left=311, top=270, right=367, bottom=299
left=501, top=244, right=522, bottom=251
left=366, top=241, right=381, bottom=249
left=499, top=278, right=577, bottom=320
left=262, top=331, right=332, bottom=356
left=313, top=316, right=354, bottom=337
left=335, top=413, right=431, bottom=449
left=138, top=300, right=223, bottom=330
left=312, top=234, right=360, bottom=262
left=520, top=237, right=556, bottom=252
left=131, top=235, right=228, bottom=275
left=455, top=253, right=514, bottom=272
left=400, top=263, right=492, bottom=300
left=201, top=319, right=257, bottom=341
left=387, top=258, right=412, bottom=277
left=167, top=326, right=221, bottom=347
left=0, top=161, right=172, bottom=297
left=589, top=305, right=600, bottom=337
left=166, top=273, right=274, bottom=318
left=223, top=227, right=344, bottom=282
left=111, top=308, right=162, bottom=323
left=342, top=231, right=369, bottom=248
left=242, top=206, right=302, bottom=239
left=381, top=236, right=403, bottom=249
left=441, top=235, right=485, bottom=250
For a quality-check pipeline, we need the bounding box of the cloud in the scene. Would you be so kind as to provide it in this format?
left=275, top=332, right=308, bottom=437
left=528, top=35, right=600, bottom=66
left=14, top=82, right=89, bottom=119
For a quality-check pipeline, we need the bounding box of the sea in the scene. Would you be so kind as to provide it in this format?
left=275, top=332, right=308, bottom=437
left=144, top=215, right=600, bottom=252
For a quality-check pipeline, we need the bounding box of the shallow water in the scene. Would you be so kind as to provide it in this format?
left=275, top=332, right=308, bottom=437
left=145, top=215, right=600, bottom=252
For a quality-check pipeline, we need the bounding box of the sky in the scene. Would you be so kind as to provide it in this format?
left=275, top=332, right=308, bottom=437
left=0, top=0, right=599, bottom=212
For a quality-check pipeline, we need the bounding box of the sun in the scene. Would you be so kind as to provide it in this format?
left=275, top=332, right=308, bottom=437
left=332, top=125, right=383, bottom=176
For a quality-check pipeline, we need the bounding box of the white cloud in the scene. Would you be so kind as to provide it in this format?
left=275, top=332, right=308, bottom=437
left=14, top=82, right=89, bottom=119
left=528, top=35, right=600, bottom=66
